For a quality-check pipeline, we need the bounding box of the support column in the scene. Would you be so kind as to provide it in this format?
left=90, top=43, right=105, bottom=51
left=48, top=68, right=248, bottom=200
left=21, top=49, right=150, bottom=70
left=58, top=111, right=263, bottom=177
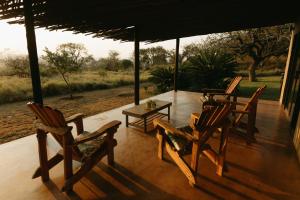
left=174, top=38, right=180, bottom=92
left=280, top=29, right=295, bottom=105
left=24, top=0, right=43, bottom=104
left=134, top=27, right=140, bottom=105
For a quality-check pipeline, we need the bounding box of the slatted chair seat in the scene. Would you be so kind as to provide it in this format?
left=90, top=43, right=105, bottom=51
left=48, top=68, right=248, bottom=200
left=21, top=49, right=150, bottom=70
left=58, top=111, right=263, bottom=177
left=27, top=102, right=121, bottom=193
left=77, top=132, right=109, bottom=160
left=153, top=101, right=233, bottom=186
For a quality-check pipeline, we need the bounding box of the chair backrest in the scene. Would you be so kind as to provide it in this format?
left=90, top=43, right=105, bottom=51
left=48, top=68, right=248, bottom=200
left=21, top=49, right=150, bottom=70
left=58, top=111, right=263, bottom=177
left=27, top=102, right=82, bottom=157
left=225, top=76, right=243, bottom=95
left=195, top=102, right=232, bottom=143
left=234, top=85, right=266, bottom=124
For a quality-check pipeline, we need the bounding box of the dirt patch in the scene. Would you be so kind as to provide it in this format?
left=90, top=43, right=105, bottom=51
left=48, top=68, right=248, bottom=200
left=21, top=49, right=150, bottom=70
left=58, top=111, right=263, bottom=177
left=0, top=84, right=155, bottom=144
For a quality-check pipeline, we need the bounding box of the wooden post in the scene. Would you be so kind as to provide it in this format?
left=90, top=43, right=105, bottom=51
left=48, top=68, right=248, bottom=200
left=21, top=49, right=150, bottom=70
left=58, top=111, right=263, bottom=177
left=174, top=38, right=180, bottom=92
left=24, top=0, right=43, bottom=105
left=134, top=27, right=140, bottom=105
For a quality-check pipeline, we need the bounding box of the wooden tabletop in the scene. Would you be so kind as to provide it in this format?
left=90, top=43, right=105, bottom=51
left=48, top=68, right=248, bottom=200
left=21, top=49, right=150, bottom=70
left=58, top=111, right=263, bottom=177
left=122, top=100, right=172, bottom=118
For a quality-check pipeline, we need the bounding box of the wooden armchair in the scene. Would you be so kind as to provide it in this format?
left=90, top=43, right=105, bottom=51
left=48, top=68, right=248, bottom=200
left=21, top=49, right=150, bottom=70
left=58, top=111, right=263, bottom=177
left=153, top=102, right=233, bottom=186
left=27, top=102, right=121, bottom=193
left=231, top=85, right=266, bottom=143
left=200, top=76, right=242, bottom=103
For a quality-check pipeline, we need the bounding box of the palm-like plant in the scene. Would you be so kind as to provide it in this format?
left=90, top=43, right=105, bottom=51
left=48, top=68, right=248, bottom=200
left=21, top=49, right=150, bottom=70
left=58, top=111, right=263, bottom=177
left=149, top=66, right=174, bottom=92
left=185, top=47, right=236, bottom=90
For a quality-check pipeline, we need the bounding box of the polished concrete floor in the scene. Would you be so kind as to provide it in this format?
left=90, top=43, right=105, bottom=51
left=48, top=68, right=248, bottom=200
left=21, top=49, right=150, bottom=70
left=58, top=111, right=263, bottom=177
left=0, top=91, right=299, bottom=200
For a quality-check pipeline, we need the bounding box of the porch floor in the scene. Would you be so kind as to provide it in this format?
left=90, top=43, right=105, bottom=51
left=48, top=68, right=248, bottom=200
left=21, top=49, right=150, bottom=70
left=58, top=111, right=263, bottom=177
left=0, top=91, right=299, bottom=200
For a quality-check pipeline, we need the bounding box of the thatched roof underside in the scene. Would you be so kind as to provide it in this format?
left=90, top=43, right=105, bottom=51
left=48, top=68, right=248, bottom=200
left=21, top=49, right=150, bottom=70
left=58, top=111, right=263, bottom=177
left=0, top=0, right=299, bottom=42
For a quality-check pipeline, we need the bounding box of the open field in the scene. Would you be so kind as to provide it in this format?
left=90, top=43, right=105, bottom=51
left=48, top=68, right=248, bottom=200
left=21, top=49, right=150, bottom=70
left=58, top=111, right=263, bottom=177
left=239, top=76, right=281, bottom=100
left=0, top=70, right=150, bottom=104
left=0, top=84, right=154, bottom=144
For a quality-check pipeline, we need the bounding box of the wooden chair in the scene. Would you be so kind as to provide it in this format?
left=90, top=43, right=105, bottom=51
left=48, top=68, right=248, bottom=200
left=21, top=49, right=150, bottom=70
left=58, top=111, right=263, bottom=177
left=200, top=76, right=242, bottom=103
left=27, top=102, right=121, bottom=193
left=153, top=102, right=233, bottom=186
left=231, top=85, right=266, bottom=143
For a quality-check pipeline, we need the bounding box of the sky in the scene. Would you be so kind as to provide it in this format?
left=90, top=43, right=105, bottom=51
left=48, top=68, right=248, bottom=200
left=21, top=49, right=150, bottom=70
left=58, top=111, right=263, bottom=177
left=0, top=20, right=207, bottom=59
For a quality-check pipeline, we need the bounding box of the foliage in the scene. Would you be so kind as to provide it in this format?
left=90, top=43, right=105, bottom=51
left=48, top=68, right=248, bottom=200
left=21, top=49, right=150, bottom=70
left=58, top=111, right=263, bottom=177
left=105, top=50, right=120, bottom=71
left=149, top=66, right=174, bottom=92
left=98, top=69, right=108, bottom=77
left=43, top=43, right=91, bottom=98
left=120, top=59, right=133, bottom=69
left=183, top=47, right=236, bottom=90
left=149, top=45, right=236, bottom=92
left=140, top=46, right=168, bottom=69
left=206, top=24, right=291, bottom=81
left=97, top=50, right=133, bottom=71
left=4, top=55, right=30, bottom=77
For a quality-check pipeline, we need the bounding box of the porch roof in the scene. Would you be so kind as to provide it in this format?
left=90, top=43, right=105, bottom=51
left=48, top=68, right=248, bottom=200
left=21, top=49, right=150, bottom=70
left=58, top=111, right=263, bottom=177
left=0, top=0, right=299, bottom=42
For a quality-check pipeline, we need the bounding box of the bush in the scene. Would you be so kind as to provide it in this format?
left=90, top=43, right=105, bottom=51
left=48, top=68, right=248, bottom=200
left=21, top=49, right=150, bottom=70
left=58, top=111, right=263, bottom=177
left=149, top=66, right=174, bottom=92
left=183, top=47, right=236, bottom=91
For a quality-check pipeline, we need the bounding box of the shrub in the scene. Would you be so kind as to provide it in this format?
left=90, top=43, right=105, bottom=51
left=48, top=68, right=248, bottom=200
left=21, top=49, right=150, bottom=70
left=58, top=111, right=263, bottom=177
left=149, top=66, right=174, bottom=92
left=183, top=47, right=236, bottom=91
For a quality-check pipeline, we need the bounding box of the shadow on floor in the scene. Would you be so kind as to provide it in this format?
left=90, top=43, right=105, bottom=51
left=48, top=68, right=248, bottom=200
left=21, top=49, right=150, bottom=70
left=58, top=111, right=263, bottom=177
left=82, top=162, right=184, bottom=200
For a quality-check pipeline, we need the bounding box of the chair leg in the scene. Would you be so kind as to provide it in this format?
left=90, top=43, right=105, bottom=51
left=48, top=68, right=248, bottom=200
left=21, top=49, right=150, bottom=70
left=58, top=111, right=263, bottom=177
left=62, top=160, right=93, bottom=192
left=247, top=105, right=256, bottom=144
left=156, top=132, right=164, bottom=160
left=63, top=135, right=74, bottom=193
left=36, top=129, right=49, bottom=182
left=165, top=143, right=196, bottom=186
left=33, top=153, right=63, bottom=179
left=216, top=126, right=229, bottom=176
left=190, top=141, right=201, bottom=184
left=107, top=130, right=115, bottom=166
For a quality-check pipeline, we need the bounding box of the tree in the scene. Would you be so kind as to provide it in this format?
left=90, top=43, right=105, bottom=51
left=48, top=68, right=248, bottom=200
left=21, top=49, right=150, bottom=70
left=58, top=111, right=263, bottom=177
left=120, top=59, right=133, bottom=69
left=43, top=43, right=90, bottom=98
left=140, top=46, right=168, bottom=69
left=5, top=55, right=30, bottom=77
left=98, top=50, right=121, bottom=71
left=209, top=25, right=291, bottom=81
left=167, top=49, right=183, bottom=65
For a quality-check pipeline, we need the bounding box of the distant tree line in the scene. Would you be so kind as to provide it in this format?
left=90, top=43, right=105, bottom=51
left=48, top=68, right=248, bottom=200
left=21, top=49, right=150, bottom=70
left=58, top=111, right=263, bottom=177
left=1, top=24, right=291, bottom=97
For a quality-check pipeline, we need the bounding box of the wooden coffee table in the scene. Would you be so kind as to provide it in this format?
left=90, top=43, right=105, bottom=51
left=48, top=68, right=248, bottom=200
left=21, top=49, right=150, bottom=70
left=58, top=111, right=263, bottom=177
left=122, top=100, right=172, bottom=133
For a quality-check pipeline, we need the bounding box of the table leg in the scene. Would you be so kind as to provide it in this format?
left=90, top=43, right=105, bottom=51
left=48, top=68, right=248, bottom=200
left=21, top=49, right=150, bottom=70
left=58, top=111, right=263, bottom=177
left=144, top=117, right=147, bottom=133
left=168, top=106, right=170, bottom=120
left=126, top=115, right=129, bottom=127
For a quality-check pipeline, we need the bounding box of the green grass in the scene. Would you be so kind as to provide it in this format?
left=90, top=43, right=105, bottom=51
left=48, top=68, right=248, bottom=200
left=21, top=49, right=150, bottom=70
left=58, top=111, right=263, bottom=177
left=238, top=76, right=281, bottom=101
left=0, top=70, right=150, bottom=104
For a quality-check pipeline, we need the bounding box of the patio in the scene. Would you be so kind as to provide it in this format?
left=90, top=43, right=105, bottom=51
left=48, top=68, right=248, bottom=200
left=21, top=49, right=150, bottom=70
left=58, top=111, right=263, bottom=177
left=0, top=90, right=299, bottom=200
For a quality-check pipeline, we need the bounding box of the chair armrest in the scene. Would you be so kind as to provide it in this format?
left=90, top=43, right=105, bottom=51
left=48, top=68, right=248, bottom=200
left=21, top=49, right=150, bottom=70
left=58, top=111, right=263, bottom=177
left=207, top=92, right=227, bottom=96
left=73, top=120, right=121, bottom=145
left=36, top=122, right=73, bottom=136
left=215, top=99, right=246, bottom=107
left=66, top=113, right=84, bottom=123
left=232, top=110, right=249, bottom=114
left=202, top=88, right=225, bottom=93
left=153, top=119, right=196, bottom=141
